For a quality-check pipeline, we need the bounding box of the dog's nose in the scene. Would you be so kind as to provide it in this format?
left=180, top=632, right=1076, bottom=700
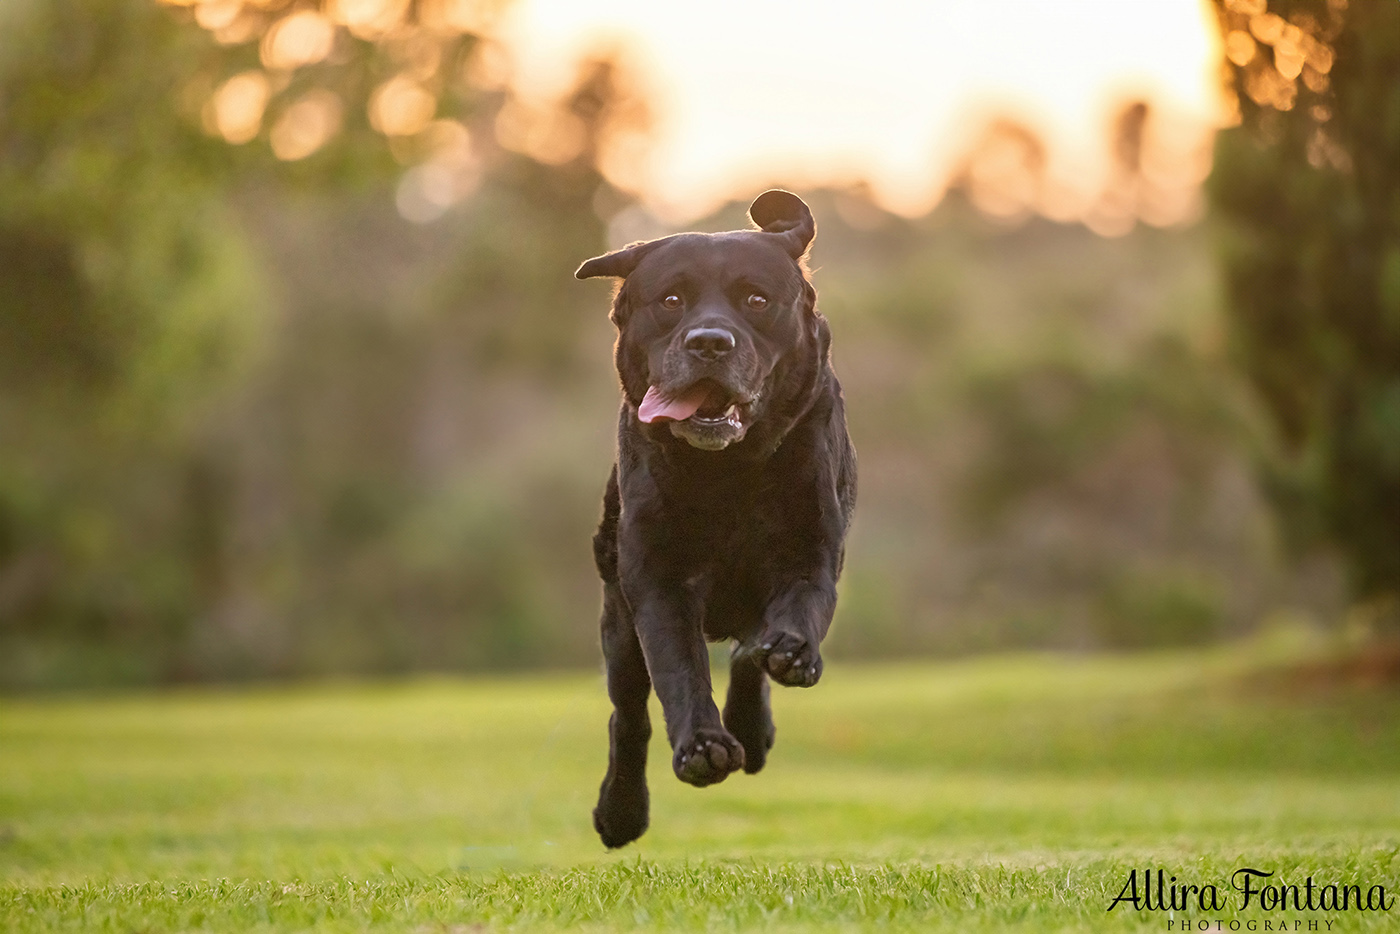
left=684, top=327, right=736, bottom=360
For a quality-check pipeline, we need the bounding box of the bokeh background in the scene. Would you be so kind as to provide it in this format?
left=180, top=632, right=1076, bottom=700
left=1, top=0, right=1396, bottom=691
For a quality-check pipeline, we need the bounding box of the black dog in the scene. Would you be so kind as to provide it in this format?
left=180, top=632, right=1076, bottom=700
left=576, top=190, right=856, bottom=848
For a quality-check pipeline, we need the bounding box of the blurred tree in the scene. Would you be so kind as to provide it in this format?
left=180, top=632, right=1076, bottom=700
left=0, top=0, right=653, bottom=687
left=0, top=0, right=270, bottom=685
left=1209, top=0, right=1400, bottom=627
left=954, top=334, right=1253, bottom=649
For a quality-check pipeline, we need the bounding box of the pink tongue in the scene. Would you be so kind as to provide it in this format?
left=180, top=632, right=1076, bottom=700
left=638, top=384, right=712, bottom=423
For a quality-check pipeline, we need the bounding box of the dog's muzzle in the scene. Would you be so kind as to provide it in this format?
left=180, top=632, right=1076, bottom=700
left=637, top=378, right=757, bottom=450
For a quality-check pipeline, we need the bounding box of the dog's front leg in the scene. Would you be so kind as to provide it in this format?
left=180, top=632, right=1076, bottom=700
left=749, top=574, right=836, bottom=687
left=629, top=589, right=746, bottom=786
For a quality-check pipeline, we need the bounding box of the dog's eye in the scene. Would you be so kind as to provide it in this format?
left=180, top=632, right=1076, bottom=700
left=661, top=294, right=683, bottom=311
left=746, top=293, right=769, bottom=312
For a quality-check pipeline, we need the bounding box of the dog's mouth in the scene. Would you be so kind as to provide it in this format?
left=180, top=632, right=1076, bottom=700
left=637, top=379, right=755, bottom=450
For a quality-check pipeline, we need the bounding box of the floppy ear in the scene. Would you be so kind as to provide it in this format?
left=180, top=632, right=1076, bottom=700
left=575, top=236, right=671, bottom=280
left=749, top=189, right=815, bottom=259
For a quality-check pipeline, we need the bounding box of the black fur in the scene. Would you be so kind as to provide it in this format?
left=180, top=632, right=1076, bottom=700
left=576, top=190, right=856, bottom=848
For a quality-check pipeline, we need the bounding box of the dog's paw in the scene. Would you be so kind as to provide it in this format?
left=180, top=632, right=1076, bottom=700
left=755, top=629, right=822, bottom=687
left=593, top=776, right=649, bottom=849
left=673, top=728, right=745, bottom=787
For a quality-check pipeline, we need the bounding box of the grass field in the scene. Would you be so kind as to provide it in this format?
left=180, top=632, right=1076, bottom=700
left=2, top=636, right=1398, bottom=931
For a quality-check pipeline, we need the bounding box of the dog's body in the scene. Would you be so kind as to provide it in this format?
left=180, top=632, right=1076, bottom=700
left=577, top=191, right=855, bottom=848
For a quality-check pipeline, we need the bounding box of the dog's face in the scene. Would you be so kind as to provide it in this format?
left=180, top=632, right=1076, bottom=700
left=577, top=191, right=821, bottom=451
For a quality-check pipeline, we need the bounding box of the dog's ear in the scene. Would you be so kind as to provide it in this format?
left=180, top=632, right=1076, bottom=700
left=749, top=189, right=815, bottom=260
left=575, top=236, right=670, bottom=280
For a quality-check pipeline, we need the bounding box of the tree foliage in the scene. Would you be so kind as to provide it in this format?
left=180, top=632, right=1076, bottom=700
left=0, top=0, right=628, bottom=686
left=1208, top=0, right=1400, bottom=613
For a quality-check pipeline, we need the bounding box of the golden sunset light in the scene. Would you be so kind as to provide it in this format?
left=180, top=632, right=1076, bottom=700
left=497, top=0, right=1227, bottom=224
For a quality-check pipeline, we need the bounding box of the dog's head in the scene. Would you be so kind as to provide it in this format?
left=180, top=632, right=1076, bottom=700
left=577, top=190, right=826, bottom=452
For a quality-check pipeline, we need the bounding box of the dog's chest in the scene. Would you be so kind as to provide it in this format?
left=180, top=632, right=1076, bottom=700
left=657, top=470, right=815, bottom=573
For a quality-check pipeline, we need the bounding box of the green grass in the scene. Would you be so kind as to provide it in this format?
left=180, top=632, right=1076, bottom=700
left=2, top=636, right=1398, bottom=931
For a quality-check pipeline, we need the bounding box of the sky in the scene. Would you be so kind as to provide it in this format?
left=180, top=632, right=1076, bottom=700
left=495, top=0, right=1226, bottom=224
